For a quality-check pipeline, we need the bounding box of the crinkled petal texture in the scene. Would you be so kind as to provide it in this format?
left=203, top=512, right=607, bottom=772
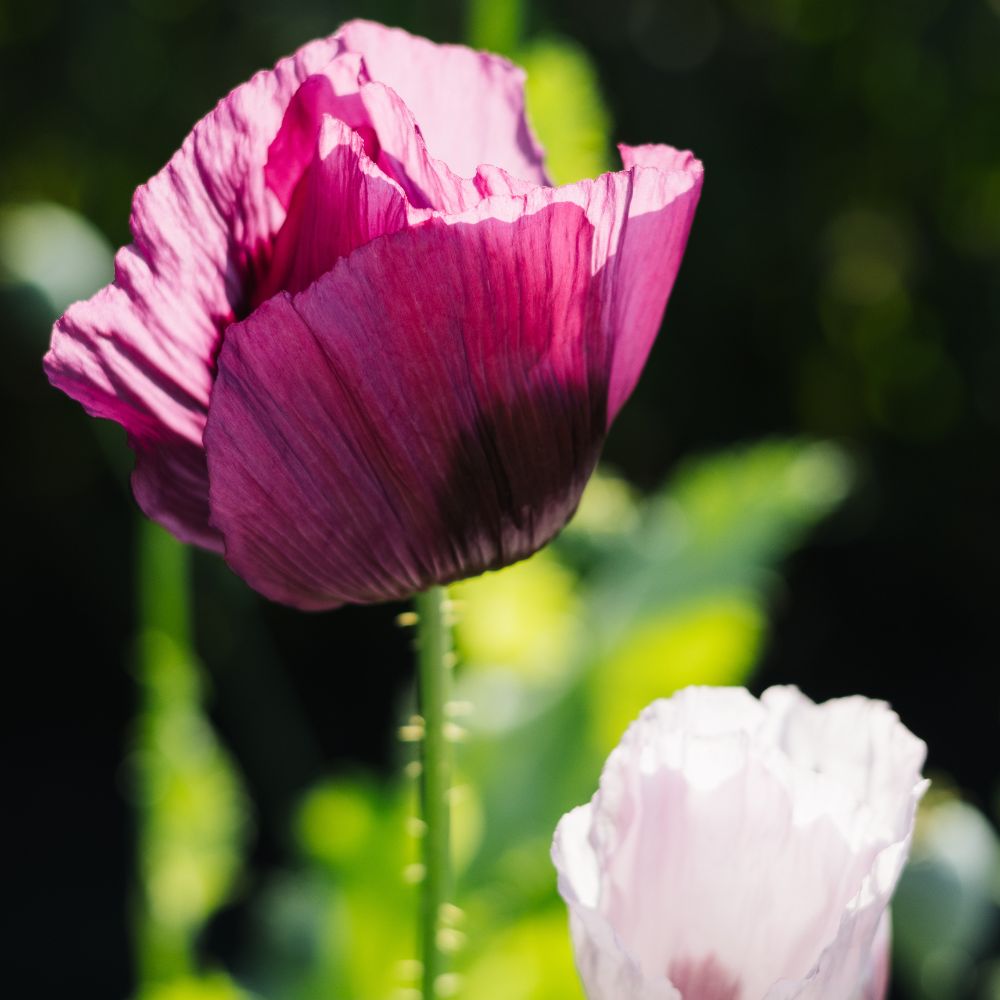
left=44, top=19, right=702, bottom=605
left=552, top=686, right=928, bottom=1000
left=336, top=20, right=549, bottom=185
left=43, top=36, right=364, bottom=549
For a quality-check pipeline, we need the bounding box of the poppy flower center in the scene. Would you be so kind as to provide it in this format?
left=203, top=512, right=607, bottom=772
left=667, top=955, right=742, bottom=1000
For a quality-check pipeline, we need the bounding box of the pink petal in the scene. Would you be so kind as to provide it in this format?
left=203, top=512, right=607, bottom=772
left=604, top=145, right=703, bottom=420
left=338, top=19, right=549, bottom=185
left=863, top=913, right=892, bottom=1000
left=354, top=80, right=481, bottom=212
left=475, top=145, right=703, bottom=423
left=43, top=39, right=362, bottom=546
left=253, top=117, right=423, bottom=305
left=264, top=68, right=478, bottom=217
left=205, top=203, right=607, bottom=609
left=264, top=70, right=372, bottom=209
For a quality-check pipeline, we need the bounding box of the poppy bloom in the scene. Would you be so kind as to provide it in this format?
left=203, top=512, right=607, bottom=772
left=44, top=21, right=702, bottom=609
left=553, top=686, right=928, bottom=1000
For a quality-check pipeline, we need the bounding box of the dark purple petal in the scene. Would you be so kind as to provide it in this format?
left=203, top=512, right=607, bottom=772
left=132, top=438, right=218, bottom=550
left=205, top=204, right=606, bottom=609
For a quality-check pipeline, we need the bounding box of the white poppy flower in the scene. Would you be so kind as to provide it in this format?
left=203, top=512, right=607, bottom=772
left=552, top=686, right=927, bottom=1000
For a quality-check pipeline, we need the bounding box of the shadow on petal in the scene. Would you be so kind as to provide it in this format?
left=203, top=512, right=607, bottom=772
left=205, top=202, right=610, bottom=608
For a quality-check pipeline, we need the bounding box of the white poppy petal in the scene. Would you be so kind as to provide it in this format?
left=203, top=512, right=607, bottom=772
left=552, top=685, right=927, bottom=1000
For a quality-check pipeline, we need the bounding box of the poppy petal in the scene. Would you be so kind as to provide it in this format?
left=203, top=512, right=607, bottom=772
left=339, top=19, right=549, bottom=185
left=205, top=202, right=606, bottom=608
left=253, top=117, right=424, bottom=305
left=43, top=40, right=361, bottom=545
left=474, top=145, right=703, bottom=422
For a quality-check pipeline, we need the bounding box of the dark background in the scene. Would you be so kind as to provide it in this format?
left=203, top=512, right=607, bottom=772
left=3, top=0, right=998, bottom=996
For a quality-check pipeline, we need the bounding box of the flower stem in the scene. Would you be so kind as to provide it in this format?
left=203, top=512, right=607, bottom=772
left=414, top=585, right=453, bottom=999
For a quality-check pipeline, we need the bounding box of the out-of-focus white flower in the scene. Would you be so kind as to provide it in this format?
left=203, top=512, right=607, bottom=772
left=552, top=686, right=928, bottom=1000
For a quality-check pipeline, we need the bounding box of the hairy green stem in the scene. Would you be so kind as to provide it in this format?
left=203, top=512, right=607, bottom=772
left=414, top=586, right=453, bottom=999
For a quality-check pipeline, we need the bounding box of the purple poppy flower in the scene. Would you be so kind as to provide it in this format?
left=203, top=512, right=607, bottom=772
left=45, top=21, right=702, bottom=609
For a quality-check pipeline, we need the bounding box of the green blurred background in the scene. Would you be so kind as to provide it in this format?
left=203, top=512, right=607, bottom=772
left=2, top=0, right=999, bottom=997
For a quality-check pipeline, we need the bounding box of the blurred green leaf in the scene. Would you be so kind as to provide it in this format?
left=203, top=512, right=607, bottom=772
left=586, top=439, right=851, bottom=649
left=452, top=549, right=580, bottom=682
left=466, top=0, right=523, bottom=55
left=250, top=776, right=418, bottom=1000
left=576, top=440, right=851, bottom=750
left=466, top=2, right=612, bottom=187
left=519, top=37, right=613, bottom=185
left=465, top=441, right=847, bottom=842
left=138, top=972, right=254, bottom=1000
left=588, top=594, right=766, bottom=753
left=0, top=200, right=113, bottom=317
left=894, top=788, right=1000, bottom=999
left=132, top=522, right=251, bottom=990
left=460, top=908, right=582, bottom=1000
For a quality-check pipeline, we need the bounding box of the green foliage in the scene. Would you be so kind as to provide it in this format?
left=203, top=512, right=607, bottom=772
left=519, top=38, right=613, bottom=185
left=466, top=0, right=523, bottom=56
left=139, top=973, right=254, bottom=1000
left=465, top=0, right=612, bottom=187
left=260, top=777, right=418, bottom=999
left=0, top=200, right=113, bottom=316
left=460, top=910, right=581, bottom=1000
left=893, top=787, right=1000, bottom=1000
left=132, top=522, right=251, bottom=998
left=588, top=595, right=765, bottom=752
